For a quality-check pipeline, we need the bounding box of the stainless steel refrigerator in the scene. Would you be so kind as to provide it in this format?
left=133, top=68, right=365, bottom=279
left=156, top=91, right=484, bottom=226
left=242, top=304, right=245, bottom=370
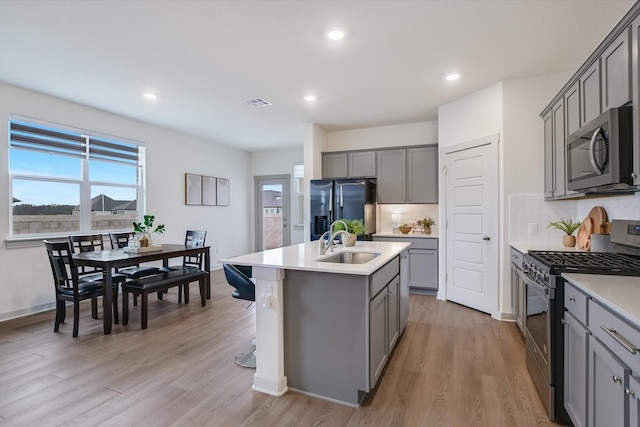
left=310, top=178, right=376, bottom=241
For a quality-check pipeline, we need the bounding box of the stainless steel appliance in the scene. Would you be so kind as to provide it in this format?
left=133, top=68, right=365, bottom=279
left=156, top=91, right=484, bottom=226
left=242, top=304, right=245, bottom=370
left=567, top=106, right=634, bottom=194
left=523, top=219, right=640, bottom=424
left=310, top=178, right=376, bottom=241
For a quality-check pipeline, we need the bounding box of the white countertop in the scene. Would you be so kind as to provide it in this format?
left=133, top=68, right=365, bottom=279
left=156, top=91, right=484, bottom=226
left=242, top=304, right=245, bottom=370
left=373, top=232, right=438, bottom=239
left=510, top=241, right=583, bottom=254
left=220, top=240, right=411, bottom=276
left=563, top=273, right=640, bottom=327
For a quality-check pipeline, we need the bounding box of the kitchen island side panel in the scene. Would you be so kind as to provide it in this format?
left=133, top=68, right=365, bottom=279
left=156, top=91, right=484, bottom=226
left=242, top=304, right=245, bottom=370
left=284, top=270, right=368, bottom=405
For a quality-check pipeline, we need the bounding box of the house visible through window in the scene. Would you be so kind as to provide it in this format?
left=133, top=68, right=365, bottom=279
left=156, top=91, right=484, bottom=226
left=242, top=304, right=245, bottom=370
left=8, top=115, right=145, bottom=237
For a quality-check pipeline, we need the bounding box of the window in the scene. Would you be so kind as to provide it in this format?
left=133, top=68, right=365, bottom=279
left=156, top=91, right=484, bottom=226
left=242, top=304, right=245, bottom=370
left=293, top=163, right=304, bottom=227
left=9, top=115, right=145, bottom=237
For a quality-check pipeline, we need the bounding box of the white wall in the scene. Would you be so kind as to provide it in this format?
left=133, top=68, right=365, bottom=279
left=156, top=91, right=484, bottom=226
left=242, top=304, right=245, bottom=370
left=250, top=147, right=305, bottom=246
left=303, top=124, right=328, bottom=242
left=0, top=82, right=252, bottom=320
left=325, top=121, right=437, bottom=151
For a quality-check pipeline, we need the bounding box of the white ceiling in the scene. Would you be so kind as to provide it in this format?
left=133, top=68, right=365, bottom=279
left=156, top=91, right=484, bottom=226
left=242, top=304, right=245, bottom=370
left=0, top=0, right=634, bottom=151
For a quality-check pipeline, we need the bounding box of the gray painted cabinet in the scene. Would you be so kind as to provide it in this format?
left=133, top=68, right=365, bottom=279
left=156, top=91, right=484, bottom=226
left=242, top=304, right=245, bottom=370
left=348, top=151, right=376, bottom=177
left=373, top=236, right=438, bottom=292
left=602, top=27, right=631, bottom=112
left=369, top=284, right=388, bottom=387
left=544, top=99, right=575, bottom=200
left=588, top=334, right=627, bottom=427
left=322, top=152, right=348, bottom=178
left=543, top=110, right=554, bottom=199
left=563, top=311, right=589, bottom=427
left=510, top=247, right=524, bottom=334
left=580, top=60, right=601, bottom=126
left=565, top=81, right=581, bottom=137
left=377, top=149, right=407, bottom=203
left=630, top=375, right=640, bottom=426
left=407, top=146, right=438, bottom=203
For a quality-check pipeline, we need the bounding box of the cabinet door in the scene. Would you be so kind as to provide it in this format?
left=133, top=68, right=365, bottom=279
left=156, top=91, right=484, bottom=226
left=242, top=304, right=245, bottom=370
left=581, top=60, right=602, bottom=126
left=565, top=81, right=581, bottom=137
left=589, top=335, right=628, bottom=427
left=407, top=146, right=438, bottom=203
left=564, top=311, right=589, bottom=427
left=322, top=153, right=348, bottom=178
left=370, top=288, right=388, bottom=387
left=409, top=248, right=438, bottom=290
left=543, top=110, right=554, bottom=199
left=387, top=276, right=400, bottom=353
left=377, top=149, right=407, bottom=204
left=602, top=27, right=631, bottom=112
left=630, top=375, right=640, bottom=427
left=552, top=100, right=567, bottom=197
left=348, top=151, right=376, bottom=177
left=516, top=269, right=525, bottom=333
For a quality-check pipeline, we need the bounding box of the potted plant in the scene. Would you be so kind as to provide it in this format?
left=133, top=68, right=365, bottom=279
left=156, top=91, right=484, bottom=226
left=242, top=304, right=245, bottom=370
left=548, top=218, right=581, bottom=247
left=420, top=217, right=436, bottom=234
left=333, top=219, right=366, bottom=247
left=133, top=214, right=165, bottom=247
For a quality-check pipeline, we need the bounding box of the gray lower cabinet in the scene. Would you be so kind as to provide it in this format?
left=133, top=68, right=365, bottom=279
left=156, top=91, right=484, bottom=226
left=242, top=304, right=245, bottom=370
left=564, top=311, right=589, bottom=427
left=510, top=247, right=524, bottom=333
left=630, top=375, right=640, bottom=426
left=283, top=255, right=403, bottom=405
left=588, top=334, right=628, bottom=427
left=373, top=236, right=438, bottom=292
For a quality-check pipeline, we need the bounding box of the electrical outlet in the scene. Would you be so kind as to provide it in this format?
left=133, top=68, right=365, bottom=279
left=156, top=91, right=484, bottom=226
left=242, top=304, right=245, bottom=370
left=528, top=223, right=539, bottom=237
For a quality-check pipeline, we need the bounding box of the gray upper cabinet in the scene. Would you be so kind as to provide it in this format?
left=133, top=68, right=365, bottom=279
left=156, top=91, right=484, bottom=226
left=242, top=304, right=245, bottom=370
left=580, top=60, right=601, bottom=126
left=553, top=100, right=568, bottom=197
left=602, top=27, right=631, bottom=112
left=322, top=153, right=348, bottom=178
left=377, top=149, right=407, bottom=204
left=407, top=146, right=438, bottom=203
left=348, top=151, right=376, bottom=177
left=543, top=110, right=554, bottom=199
left=565, top=81, right=581, bottom=137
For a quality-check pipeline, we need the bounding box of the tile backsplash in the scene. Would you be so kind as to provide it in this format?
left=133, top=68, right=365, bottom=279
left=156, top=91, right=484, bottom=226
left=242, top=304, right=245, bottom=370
left=509, top=193, right=640, bottom=244
left=378, top=204, right=439, bottom=234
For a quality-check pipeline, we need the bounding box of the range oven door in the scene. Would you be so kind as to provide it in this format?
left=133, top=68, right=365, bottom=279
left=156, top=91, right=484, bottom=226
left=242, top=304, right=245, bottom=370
left=523, top=275, right=553, bottom=381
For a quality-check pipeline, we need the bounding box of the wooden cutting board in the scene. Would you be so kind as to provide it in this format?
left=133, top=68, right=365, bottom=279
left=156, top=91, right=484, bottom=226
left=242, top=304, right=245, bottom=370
left=588, top=206, right=608, bottom=235
left=577, top=217, right=593, bottom=250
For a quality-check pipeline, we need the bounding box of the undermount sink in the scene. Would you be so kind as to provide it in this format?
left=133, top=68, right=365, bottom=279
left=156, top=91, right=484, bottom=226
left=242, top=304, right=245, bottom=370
left=316, top=251, right=381, bottom=264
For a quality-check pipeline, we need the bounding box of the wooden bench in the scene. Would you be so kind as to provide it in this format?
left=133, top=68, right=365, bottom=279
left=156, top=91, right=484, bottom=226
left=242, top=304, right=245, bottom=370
left=121, top=267, right=209, bottom=329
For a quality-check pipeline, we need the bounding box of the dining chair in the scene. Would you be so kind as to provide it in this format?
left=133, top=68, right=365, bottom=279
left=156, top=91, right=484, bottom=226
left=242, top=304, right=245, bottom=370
left=161, top=230, right=207, bottom=302
left=44, top=240, right=120, bottom=337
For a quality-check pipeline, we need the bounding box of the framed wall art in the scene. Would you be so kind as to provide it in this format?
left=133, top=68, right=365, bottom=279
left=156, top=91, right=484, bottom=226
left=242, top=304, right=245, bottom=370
left=202, top=175, right=217, bottom=206
left=185, top=173, right=202, bottom=205
left=216, top=178, right=229, bottom=206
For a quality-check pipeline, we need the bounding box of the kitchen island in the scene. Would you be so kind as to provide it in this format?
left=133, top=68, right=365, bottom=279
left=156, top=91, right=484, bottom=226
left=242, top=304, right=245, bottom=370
left=221, top=240, right=410, bottom=406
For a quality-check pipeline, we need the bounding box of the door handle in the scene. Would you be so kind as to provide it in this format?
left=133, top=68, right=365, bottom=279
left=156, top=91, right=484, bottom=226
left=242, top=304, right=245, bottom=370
left=589, top=127, right=605, bottom=175
left=482, top=235, right=490, bottom=241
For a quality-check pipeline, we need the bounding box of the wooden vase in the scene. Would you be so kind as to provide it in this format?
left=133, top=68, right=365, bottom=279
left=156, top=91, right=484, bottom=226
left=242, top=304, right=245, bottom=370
left=562, top=235, right=576, bottom=248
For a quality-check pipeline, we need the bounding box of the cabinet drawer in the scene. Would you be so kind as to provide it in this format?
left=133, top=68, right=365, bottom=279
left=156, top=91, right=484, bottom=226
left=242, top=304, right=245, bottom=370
left=510, top=247, right=523, bottom=267
left=590, top=299, right=640, bottom=374
left=564, top=281, right=588, bottom=326
left=370, top=256, right=399, bottom=298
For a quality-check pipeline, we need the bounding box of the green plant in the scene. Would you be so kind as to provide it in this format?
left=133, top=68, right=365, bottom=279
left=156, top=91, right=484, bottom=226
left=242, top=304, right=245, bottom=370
left=547, top=218, right=581, bottom=235
left=133, top=214, right=166, bottom=235
left=421, top=217, right=436, bottom=228
left=333, top=219, right=367, bottom=235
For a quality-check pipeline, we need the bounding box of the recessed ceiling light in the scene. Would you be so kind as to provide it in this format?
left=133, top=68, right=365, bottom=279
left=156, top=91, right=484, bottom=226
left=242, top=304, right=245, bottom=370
left=328, top=30, right=344, bottom=40
left=446, top=74, right=460, bottom=81
left=305, top=95, right=316, bottom=102
left=143, top=93, right=157, bottom=100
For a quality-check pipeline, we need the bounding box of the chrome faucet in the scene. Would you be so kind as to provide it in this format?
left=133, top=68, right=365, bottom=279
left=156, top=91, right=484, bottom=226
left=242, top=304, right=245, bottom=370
left=318, top=220, right=351, bottom=255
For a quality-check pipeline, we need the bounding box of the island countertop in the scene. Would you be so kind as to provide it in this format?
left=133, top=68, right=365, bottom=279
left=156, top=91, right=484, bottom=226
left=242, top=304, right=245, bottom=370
left=220, top=240, right=410, bottom=275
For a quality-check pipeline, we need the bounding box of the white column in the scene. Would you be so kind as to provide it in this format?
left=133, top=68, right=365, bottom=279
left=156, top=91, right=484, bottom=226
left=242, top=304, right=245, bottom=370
left=251, top=266, right=288, bottom=396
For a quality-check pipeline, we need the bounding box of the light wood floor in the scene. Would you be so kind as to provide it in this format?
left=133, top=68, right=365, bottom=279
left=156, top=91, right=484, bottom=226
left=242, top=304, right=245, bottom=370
left=0, top=270, right=560, bottom=426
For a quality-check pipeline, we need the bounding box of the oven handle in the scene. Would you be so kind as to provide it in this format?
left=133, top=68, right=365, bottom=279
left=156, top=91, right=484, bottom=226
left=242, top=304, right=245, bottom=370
left=523, top=275, right=555, bottom=300
left=600, top=326, right=640, bottom=354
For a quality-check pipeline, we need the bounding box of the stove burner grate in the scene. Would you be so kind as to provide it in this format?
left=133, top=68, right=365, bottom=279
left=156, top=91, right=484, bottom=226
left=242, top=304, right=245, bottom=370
left=528, top=251, right=640, bottom=275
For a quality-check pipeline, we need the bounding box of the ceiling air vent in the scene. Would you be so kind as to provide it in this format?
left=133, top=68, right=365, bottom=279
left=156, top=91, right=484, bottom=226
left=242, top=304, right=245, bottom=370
left=245, top=97, right=272, bottom=108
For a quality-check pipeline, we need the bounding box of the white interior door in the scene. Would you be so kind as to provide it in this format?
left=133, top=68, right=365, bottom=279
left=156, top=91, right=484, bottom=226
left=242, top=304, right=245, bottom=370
left=445, top=136, right=499, bottom=315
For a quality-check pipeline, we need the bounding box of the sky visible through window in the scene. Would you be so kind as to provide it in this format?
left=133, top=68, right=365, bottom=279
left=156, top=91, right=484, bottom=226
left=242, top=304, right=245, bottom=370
left=11, top=150, right=137, bottom=205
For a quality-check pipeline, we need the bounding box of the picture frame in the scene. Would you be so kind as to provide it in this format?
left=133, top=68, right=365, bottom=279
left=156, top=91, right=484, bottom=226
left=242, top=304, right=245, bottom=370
left=216, top=177, right=229, bottom=206
left=202, top=175, right=217, bottom=206
left=185, top=173, right=202, bottom=205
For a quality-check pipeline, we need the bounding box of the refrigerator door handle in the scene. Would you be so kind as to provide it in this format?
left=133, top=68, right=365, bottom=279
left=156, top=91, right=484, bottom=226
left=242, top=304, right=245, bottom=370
left=329, top=188, right=333, bottom=213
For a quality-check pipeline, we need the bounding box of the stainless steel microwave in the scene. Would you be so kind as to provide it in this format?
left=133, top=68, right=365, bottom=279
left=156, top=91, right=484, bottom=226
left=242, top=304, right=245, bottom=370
left=566, top=106, right=634, bottom=193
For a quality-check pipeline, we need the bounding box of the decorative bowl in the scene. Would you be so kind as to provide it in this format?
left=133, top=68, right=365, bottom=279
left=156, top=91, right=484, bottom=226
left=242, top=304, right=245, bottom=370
left=399, top=225, right=412, bottom=234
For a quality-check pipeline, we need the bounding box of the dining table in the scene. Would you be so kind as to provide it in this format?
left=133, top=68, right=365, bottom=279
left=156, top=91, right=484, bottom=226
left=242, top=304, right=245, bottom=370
left=72, top=243, right=211, bottom=334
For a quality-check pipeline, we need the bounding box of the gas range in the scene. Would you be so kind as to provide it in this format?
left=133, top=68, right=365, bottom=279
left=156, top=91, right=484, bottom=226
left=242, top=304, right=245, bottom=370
left=522, top=219, right=640, bottom=425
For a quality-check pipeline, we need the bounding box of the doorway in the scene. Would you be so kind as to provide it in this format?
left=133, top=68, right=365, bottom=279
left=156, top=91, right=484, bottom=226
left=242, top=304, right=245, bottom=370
left=443, top=134, right=499, bottom=316
left=255, top=175, right=290, bottom=251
